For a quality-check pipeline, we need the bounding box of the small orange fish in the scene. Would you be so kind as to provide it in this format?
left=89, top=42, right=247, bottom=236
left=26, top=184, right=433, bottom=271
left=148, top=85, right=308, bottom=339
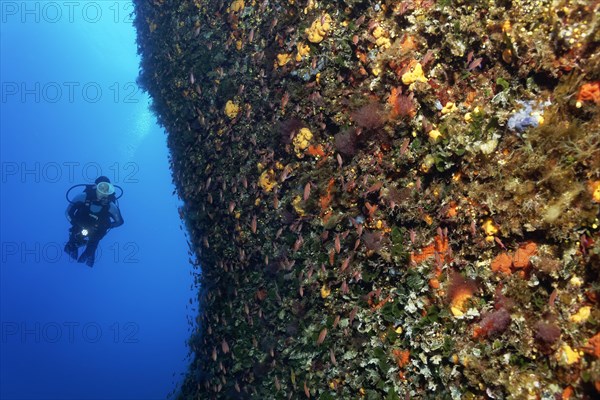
left=280, top=165, right=292, bottom=182
left=304, top=381, right=310, bottom=398
left=341, top=280, right=349, bottom=294
left=333, top=315, right=340, bottom=329
left=334, top=234, right=341, bottom=254
left=341, top=255, right=350, bottom=272
left=366, top=181, right=383, bottom=194
left=293, top=236, right=303, bottom=252
left=494, top=236, right=506, bottom=249
left=409, top=229, right=416, bottom=243
left=356, top=224, right=363, bottom=236
left=467, top=57, right=483, bottom=71
left=251, top=215, right=257, bottom=233
left=221, top=338, right=230, bottom=354
left=316, top=328, right=328, bottom=345
left=549, top=288, right=558, bottom=308
left=281, top=91, right=289, bottom=112
left=365, top=202, right=378, bottom=216
left=303, top=182, right=311, bottom=201
left=349, top=306, right=358, bottom=324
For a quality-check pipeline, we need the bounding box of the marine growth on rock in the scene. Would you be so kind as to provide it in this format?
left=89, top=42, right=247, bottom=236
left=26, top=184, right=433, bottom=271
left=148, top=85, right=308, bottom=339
left=132, top=0, right=600, bottom=398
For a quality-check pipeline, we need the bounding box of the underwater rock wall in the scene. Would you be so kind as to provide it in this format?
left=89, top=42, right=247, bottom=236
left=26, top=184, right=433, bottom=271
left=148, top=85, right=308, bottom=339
left=132, top=0, right=600, bottom=398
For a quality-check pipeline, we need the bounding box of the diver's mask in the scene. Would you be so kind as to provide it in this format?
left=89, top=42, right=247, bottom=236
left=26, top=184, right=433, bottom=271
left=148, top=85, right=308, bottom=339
left=96, top=182, right=115, bottom=203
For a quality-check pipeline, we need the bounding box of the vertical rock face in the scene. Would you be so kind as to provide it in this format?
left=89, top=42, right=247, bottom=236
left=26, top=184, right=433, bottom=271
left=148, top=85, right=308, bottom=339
left=133, top=1, right=600, bottom=398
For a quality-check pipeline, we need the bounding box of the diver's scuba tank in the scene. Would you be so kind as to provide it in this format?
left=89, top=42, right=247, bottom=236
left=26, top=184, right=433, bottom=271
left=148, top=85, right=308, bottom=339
left=65, top=182, right=123, bottom=205
left=65, top=180, right=124, bottom=236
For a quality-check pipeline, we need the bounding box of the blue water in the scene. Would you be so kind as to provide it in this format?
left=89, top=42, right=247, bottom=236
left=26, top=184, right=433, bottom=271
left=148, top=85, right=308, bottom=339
left=1, top=2, right=196, bottom=399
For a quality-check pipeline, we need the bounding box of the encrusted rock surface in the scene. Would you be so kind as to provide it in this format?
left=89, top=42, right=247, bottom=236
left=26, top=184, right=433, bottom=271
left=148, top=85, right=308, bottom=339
left=133, top=1, right=600, bottom=398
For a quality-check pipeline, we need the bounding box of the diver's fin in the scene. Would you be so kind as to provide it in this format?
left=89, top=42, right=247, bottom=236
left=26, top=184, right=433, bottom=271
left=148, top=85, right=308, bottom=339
left=64, top=242, right=78, bottom=261
left=85, top=254, right=96, bottom=268
left=77, top=249, right=95, bottom=268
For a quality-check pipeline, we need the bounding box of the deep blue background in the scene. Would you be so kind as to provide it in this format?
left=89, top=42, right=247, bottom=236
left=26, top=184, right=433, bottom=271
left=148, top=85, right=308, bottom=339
left=1, top=2, right=197, bottom=399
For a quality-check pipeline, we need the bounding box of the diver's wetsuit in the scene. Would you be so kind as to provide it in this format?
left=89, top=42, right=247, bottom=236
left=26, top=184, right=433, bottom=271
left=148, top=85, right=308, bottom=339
left=64, top=187, right=123, bottom=267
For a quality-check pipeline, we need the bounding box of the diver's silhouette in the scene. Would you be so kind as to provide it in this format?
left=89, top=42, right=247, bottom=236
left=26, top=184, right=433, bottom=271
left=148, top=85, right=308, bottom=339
left=64, top=176, right=124, bottom=267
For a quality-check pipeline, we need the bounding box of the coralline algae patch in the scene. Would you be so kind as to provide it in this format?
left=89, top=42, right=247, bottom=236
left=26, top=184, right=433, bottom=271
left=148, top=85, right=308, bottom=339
left=132, top=0, right=600, bottom=399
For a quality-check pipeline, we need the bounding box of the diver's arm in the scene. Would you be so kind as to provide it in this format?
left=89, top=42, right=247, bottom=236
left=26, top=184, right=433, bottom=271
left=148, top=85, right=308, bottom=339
left=65, top=203, right=72, bottom=222
left=108, top=203, right=124, bottom=228
left=66, top=194, right=86, bottom=223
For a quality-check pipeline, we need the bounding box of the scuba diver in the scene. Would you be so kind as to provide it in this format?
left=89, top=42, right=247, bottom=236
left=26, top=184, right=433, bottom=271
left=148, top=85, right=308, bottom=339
left=64, top=176, right=124, bottom=267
